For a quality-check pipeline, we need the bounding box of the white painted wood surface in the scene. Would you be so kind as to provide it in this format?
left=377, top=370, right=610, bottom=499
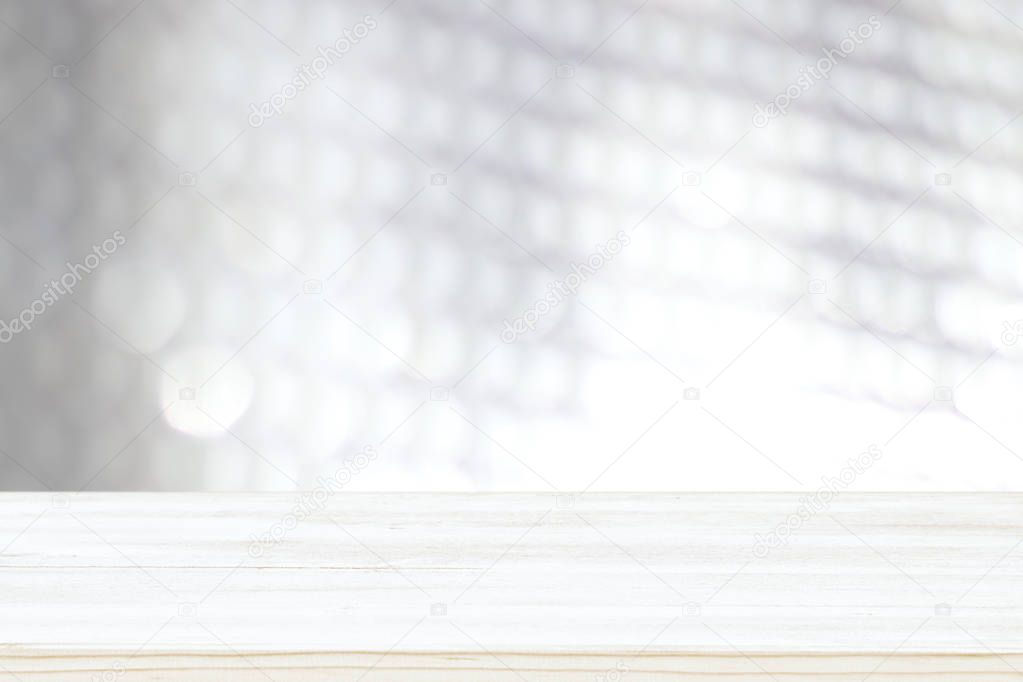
left=1, top=493, right=1021, bottom=679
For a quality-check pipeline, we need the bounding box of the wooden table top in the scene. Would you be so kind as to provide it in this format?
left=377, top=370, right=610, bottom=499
left=1, top=492, right=1021, bottom=680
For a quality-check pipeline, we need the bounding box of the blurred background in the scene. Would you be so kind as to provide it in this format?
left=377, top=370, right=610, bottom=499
left=0, top=0, right=1021, bottom=491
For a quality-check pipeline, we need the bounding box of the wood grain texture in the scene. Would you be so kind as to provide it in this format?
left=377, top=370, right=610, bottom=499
left=0, top=493, right=1021, bottom=680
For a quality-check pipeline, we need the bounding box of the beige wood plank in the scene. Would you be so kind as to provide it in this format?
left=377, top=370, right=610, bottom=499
left=0, top=493, right=1020, bottom=679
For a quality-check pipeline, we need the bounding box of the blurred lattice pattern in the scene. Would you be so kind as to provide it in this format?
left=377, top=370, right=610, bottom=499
left=0, top=0, right=1021, bottom=491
